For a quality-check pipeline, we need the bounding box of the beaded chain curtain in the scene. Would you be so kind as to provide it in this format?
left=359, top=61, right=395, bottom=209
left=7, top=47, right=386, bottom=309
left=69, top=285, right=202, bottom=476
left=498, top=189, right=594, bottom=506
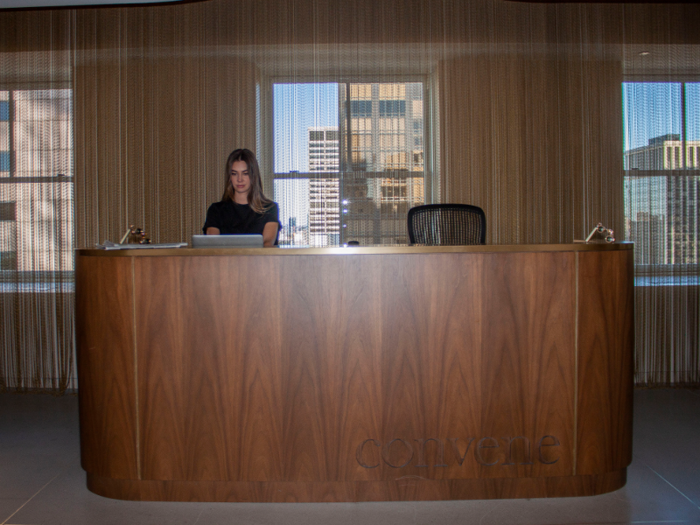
left=0, top=0, right=699, bottom=392
left=623, top=71, right=700, bottom=385
left=1, top=41, right=75, bottom=392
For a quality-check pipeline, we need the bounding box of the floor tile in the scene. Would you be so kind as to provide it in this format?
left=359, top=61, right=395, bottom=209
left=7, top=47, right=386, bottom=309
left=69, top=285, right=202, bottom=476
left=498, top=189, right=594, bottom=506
left=397, top=461, right=700, bottom=525
left=0, top=499, right=26, bottom=524
left=633, top=389, right=700, bottom=508
left=8, top=463, right=205, bottom=525
left=0, top=459, right=76, bottom=500
left=193, top=501, right=418, bottom=525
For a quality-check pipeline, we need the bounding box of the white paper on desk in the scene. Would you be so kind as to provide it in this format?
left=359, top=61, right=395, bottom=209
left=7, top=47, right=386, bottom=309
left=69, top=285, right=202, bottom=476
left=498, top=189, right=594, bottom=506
left=96, top=240, right=187, bottom=250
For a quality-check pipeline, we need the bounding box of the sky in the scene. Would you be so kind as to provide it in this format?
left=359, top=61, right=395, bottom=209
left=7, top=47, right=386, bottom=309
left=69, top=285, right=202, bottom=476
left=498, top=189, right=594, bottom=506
left=274, top=82, right=700, bottom=162
left=273, top=83, right=339, bottom=174
left=623, top=82, right=700, bottom=151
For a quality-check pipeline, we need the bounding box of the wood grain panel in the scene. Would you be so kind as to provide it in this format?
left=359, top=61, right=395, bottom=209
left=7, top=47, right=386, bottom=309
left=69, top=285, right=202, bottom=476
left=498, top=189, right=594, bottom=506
left=76, top=254, right=138, bottom=479
left=135, top=255, right=285, bottom=481
left=479, top=252, right=576, bottom=478
left=136, top=254, right=386, bottom=483
left=87, top=469, right=626, bottom=502
left=576, top=250, right=634, bottom=474
left=376, top=254, right=482, bottom=480
left=277, top=255, right=383, bottom=482
left=78, top=246, right=633, bottom=501
left=133, top=251, right=579, bottom=483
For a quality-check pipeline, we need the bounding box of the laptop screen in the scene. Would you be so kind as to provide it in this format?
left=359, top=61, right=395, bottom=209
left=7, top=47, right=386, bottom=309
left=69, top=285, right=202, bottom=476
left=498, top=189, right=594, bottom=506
left=191, top=234, right=264, bottom=248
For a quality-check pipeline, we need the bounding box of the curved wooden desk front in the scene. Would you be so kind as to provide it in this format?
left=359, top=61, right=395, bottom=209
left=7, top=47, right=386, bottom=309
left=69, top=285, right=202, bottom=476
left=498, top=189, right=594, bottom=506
left=76, top=244, right=633, bottom=502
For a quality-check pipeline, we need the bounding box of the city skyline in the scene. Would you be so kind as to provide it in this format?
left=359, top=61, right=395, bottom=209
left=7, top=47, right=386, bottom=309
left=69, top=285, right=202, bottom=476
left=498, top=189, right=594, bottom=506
left=273, top=82, right=425, bottom=246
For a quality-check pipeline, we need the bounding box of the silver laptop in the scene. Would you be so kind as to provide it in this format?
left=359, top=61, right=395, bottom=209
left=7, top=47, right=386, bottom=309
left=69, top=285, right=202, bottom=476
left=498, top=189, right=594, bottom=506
left=191, top=234, right=264, bottom=248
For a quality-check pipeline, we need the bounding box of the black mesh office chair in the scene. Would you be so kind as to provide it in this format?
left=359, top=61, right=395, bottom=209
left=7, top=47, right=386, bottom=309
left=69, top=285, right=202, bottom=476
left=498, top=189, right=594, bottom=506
left=407, top=204, right=486, bottom=246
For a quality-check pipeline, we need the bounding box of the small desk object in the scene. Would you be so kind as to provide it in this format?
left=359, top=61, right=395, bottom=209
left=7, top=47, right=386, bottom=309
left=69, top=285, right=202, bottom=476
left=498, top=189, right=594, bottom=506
left=76, top=243, right=634, bottom=502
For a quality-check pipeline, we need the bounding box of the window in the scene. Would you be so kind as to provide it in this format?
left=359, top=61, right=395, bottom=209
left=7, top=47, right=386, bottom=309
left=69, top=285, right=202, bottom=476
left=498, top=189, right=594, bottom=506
left=273, top=82, right=425, bottom=247
left=0, top=89, right=73, bottom=280
left=379, top=100, right=406, bottom=118
left=0, top=201, right=16, bottom=270
left=350, top=100, right=372, bottom=118
left=1, top=93, right=9, bottom=174
left=623, top=82, right=699, bottom=271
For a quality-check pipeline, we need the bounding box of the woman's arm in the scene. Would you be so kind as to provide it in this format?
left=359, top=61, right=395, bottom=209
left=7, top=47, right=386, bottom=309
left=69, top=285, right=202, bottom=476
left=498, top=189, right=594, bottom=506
left=262, top=222, right=279, bottom=247
left=203, top=203, right=221, bottom=235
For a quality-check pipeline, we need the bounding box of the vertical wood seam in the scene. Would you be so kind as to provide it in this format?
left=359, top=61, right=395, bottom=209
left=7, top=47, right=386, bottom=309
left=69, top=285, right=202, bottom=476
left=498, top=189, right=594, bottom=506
left=132, top=256, right=141, bottom=480
left=574, top=251, right=579, bottom=477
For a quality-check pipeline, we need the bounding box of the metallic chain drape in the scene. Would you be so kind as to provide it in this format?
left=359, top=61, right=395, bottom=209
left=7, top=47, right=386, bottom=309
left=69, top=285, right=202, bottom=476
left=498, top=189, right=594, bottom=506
left=1, top=0, right=699, bottom=392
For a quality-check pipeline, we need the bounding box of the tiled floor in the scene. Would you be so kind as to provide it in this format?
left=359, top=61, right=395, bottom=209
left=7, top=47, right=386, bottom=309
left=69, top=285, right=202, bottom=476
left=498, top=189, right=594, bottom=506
left=1, top=389, right=699, bottom=525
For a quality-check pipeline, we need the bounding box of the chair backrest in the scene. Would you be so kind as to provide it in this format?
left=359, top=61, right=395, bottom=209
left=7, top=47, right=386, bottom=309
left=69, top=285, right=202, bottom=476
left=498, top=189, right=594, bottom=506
left=407, top=204, right=486, bottom=246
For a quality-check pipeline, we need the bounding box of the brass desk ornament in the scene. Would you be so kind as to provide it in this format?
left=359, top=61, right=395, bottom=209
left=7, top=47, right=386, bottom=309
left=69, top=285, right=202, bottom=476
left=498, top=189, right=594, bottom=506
left=119, top=225, right=152, bottom=245
left=579, top=223, right=615, bottom=244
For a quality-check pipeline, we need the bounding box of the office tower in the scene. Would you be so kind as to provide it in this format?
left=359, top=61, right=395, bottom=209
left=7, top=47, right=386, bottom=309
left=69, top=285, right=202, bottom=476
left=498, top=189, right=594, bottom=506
left=625, top=134, right=700, bottom=170
left=624, top=134, right=700, bottom=265
left=308, top=127, right=340, bottom=173
left=341, top=83, right=425, bottom=245
left=0, top=89, right=73, bottom=272
left=308, top=127, right=340, bottom=246
left=667, top=175, right=699, bottom=264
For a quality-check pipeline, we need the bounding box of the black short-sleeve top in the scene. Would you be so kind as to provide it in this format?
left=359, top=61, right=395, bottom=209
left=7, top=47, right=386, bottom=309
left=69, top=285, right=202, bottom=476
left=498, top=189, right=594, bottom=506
left=203, top=200, right=280, bottom=243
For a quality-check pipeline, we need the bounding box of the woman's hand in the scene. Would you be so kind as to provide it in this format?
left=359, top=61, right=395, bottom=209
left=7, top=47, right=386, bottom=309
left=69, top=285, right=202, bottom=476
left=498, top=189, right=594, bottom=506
left=206, top=227, right=221, bottom=235
left=262, top=222, right=279, bottom=247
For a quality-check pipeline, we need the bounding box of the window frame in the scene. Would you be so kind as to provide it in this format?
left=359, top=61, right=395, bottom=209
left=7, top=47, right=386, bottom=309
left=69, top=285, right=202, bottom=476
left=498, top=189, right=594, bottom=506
left=0, top=84, right=74, bottom=284
left=264, top=76, right=433, bottom=246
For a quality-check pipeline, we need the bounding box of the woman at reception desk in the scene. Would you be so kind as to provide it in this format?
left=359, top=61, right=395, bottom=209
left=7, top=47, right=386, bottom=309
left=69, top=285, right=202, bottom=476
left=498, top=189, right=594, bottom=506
left=76, top=241, right=633, bottom=502
left=203, top=148, right=280, bottom=247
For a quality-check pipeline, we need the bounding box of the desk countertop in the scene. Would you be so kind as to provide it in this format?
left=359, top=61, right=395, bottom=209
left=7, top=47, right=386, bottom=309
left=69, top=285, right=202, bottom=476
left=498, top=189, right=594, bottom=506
left=77, top=241, right=633, bottom=257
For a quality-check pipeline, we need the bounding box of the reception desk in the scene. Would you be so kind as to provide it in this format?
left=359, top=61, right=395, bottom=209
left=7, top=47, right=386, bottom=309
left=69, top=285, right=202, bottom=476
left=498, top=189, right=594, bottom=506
left=76, top=243, right=633, bottom=502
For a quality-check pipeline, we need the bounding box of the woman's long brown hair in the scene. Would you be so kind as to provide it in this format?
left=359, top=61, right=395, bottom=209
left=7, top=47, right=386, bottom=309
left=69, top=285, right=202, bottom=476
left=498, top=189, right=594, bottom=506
left=221, top=148, right=273, bottom=214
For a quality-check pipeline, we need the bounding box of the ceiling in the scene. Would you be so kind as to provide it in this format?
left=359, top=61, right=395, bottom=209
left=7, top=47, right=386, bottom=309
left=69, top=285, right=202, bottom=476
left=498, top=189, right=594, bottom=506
left=0, top=0, right=180, bottom=8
